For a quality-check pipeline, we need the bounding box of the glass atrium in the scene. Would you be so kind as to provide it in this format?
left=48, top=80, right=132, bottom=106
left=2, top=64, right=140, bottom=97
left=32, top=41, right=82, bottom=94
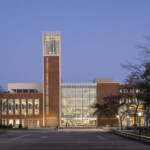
left=61, top=83, right=97, bottom=127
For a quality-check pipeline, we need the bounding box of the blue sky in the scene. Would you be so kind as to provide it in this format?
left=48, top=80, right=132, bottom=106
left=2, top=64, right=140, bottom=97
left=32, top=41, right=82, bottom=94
left=0, top=0, right=150, bottom=90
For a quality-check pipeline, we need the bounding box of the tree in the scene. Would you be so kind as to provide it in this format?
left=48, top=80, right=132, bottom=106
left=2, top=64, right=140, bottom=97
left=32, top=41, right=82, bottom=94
left=94, top=85, right=145, bottom=131
left=94, top=94, right=130, bottom=131
left=122, top=37, right=150, bottom=128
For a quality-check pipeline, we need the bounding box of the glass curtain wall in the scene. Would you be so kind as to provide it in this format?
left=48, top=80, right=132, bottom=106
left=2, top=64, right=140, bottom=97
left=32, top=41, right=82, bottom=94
left=61, top=83, right=97, bottom=127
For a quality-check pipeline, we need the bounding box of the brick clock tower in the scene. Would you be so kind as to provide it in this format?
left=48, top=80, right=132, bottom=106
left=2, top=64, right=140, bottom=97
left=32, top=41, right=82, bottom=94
left=43, top=32, right=61, bottom=127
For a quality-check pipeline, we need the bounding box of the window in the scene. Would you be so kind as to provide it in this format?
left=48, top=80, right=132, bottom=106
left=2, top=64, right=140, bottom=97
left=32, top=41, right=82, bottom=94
left=44, top=34, right=60, bottom=55
left=130, top=89, right=134, bottom=93
left=21, top=99, right=26, bottom=115
left=34, top=99, right=39, bottom=115
left=9, top=119, right=13, bottom=126
left=15, top=119, right=20, bottom=127
left=124, top=89, right=128, bottom=93
left=2, top=99, right=7, bottom=115
left=136, top=89, right=140, bottom=93
left=29, top=120, right=33, bottom=127
left=8, top=99, right=13, bottom=115
left=28, top=99, right=33, bottom=115
left=34, top=120, right=39, bottom=127
left=22, top=120, right=26, bottom=127
left=2, top=119, right=7, bottom=126
left=61, top=83, right=97, bottom=126
left=15, top=99, right=20, bottom=115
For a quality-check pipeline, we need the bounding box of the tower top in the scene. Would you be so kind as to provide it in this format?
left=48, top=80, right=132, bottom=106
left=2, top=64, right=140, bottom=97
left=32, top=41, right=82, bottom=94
left=43, top=32, right=61, bottom=56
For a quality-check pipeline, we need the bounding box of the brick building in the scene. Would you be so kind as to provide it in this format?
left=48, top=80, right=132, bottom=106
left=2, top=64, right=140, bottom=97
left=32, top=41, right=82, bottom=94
left=0, top=32, right=130, bottom=127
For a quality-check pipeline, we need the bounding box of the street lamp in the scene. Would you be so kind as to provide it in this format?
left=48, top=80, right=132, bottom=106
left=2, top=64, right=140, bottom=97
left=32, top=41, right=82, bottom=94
left=24, top=112, right=28, bottom=129
left=127, top=115, right=129, bottom=128
left=138, top=112, right=142, bottom=127
left=117, top=115, right=119, bottom=130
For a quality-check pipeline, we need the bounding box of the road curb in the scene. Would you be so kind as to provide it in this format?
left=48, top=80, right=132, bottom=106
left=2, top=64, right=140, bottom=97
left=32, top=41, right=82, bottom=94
left=111, top=130, right=150, bottom=145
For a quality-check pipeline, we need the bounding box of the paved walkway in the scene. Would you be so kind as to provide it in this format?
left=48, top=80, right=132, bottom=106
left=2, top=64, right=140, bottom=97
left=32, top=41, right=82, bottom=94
left=0, top=130, right=149, bottom=150
left=58, top=128, right=106, bottom=132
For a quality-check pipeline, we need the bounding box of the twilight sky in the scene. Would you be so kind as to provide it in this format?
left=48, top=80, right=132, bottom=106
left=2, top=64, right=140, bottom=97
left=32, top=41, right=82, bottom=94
left=0, top=0, right=150, bottom=90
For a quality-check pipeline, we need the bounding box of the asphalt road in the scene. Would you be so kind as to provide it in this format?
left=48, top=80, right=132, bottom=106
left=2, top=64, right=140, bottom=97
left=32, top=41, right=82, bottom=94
left=0, top=129, right=149, bottom=150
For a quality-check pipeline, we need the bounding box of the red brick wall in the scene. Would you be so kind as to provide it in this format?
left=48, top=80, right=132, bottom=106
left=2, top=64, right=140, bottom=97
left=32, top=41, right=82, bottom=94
left=97, top=83, right=119, bottom=126
left=0, top=93, right=43, bottom=127
left=44, top=56, right=60, bottom=127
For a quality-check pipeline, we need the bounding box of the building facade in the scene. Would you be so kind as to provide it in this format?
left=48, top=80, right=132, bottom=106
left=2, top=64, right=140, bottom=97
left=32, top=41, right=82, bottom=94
left=1, top=32, right=145, bottom=128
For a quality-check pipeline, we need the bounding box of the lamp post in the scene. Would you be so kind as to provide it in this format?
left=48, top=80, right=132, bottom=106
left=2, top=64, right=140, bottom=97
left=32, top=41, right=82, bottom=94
left=117, top=115, right=119, bottom=130
left=138, top=112, right=142, bottom=127
left=24, top=112, right=28, bottom=129
left=127, top=115, right=129, bottom=128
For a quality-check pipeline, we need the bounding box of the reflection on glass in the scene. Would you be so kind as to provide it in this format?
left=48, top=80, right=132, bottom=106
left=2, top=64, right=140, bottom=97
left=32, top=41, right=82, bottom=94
left=8, top=99, right=13, bottom=115
left=21, top=99, right=26, bottom=115
left=34, top=99, right=39, bottom=115
left=15, top=99, right=20, bottom=115
left=28, top=99, right=33, bottom=115
left=2, top=99, right=7, bottom=115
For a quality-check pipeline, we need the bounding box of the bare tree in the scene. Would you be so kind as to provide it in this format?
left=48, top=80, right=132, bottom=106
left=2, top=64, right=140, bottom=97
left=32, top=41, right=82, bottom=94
left=121, top=37, right=150, bottom=128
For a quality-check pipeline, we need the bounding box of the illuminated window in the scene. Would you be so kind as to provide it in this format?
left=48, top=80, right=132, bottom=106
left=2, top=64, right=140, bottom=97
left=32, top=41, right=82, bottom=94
left=22, top=120, right=26, bottom=127
left=8, top=99, right=13, bottom=115
left=28, top=99, right=33, bottom=115
left=61, top=83, right=97, bottom=127
left=34, top=120, right=39, bottom=127
left=2, top=99, right=7, bottom=115
left=9, top=119, right=13, bottom=126
left=136, top=89, right=140, bottom=93
left=29, top=120, right=33, bottom=127
left=2, top=119, right=7, bottom=126
left=21, top=99, right=26, bottom=115
left=15, top=119, right=20, bottom=127
left=44, top=34, right=60, bottom=55
left=34, top=99, right=39, bottom=115
left=15, top=99, right=20, bottom=115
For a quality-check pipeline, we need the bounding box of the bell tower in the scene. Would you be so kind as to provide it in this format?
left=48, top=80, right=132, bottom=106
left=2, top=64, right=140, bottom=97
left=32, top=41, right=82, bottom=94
left=43, top=32, right=61, bottom=127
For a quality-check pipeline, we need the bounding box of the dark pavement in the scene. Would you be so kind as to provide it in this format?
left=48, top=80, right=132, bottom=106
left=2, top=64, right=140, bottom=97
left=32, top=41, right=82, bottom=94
left=0, top=129, right=149, bottom=150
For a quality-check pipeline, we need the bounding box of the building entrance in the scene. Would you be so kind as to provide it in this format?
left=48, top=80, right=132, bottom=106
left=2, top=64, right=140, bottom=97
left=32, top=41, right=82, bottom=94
left=61, top=118, right=97, bottom=127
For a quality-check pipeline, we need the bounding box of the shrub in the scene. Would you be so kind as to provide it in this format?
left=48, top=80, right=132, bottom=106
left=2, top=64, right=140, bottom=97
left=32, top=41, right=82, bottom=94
left=8, top=124, right=13, bottom=128
left=18, top=124, right=22, bottom=129
left=2, top=125, right=7, bottom=128
left=0, top=124, right=2, bottom=128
